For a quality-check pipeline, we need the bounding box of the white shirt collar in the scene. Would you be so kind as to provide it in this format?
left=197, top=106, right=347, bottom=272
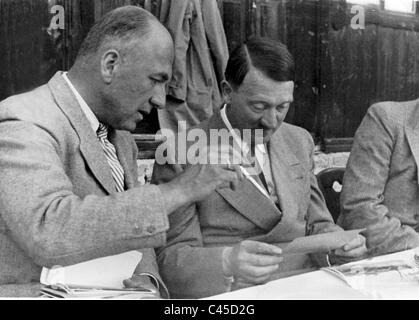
left=62, top=72, right=100, bottom=133
left=220, top=104, right=267, bottom=158
left=220, top=104, right=273, bottom=200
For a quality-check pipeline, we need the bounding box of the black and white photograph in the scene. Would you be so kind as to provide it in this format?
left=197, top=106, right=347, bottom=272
left=0, top=0, right=419, bottom=308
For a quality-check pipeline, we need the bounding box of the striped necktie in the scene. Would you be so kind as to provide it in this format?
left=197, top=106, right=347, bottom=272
left=97, top=123, right=125, bottom=192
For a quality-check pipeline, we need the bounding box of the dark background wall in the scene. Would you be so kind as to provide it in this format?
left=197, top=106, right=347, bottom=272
left=2, top=0, right=419, bottom=149
left=221, top=0, right=419, bottom=150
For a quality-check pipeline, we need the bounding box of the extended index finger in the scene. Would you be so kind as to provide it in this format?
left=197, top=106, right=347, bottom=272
left=342, top=235, right=365, bottom=251
left=244, top=240, right=282, bottom=256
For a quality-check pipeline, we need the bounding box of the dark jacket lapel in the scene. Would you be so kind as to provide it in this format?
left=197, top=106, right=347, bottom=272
left=47, top=72, right=116, bottom=194
left=204, top=111, right=282, bottom=231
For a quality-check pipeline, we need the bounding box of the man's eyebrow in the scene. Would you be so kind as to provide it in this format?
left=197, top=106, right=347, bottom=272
left=248, top=98, right=294, bottom=106
left=247, top=97, right=271, bottom=104
left=151, top=73, right=169, bottom=81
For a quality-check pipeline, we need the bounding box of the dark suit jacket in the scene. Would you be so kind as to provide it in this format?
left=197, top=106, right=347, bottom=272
left=340, top=100, right=419, bottom=256
left=152, top=111, right=340, bottom=298
left=0, top=72, right=169, bottom=297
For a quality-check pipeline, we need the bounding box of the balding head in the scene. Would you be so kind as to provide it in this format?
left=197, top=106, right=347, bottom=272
left=68, top=6, right=174, bottom=132
left=76, top=6, right=159, bottom=61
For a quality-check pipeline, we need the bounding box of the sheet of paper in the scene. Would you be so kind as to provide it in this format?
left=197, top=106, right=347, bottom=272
left=40, top=251, right=142, bottom=290
left=281, top=229, right=365, bottom=256
left=322, top=248, right=419, bottom=299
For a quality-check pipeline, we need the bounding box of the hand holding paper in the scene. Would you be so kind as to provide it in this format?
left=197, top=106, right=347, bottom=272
left=223, top=240, right=283, bottom=286
left=329, top=232, right=368, bottom=265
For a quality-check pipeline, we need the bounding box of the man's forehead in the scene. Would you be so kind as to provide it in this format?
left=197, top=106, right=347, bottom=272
left=131, top=32, right=173, bottom=54
left=126, top=20, right=172, bottom=52
left=243, top=67, right=292, bottom=86
left=239, top=70, right=294, bottom=98
left=128, top=30, right=174, bottom=70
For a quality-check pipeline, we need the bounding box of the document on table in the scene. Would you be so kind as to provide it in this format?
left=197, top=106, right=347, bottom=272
left=281, top=229, right=365, bottom=256
left=322, top=248, right=419, bottom=299
left=40, top=251, right=157, bottom=299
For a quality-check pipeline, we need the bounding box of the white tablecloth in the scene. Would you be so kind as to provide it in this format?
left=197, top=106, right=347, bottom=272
left=206, top=249, right=419, bottom=300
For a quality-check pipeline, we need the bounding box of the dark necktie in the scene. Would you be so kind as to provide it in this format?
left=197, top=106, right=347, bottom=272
left=250, top=150, right=283, bottom=217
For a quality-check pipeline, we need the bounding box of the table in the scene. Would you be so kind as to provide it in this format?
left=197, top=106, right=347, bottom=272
left=206, top=249, right=419, bottom=300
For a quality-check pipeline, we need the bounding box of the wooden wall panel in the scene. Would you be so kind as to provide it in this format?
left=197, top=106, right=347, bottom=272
left=0, top=0, right=53, bottom=100
left=222, top=0, right=248, bottom=52
left=3, top=0, right=419, bottom=141
left=61, top=0, right=96, bottom=69
left=285, top=0, right=319, bottom=134
left=0, top=0, right=97, bottom=100
left=322, top=3, right=419, bottom=139
left=375, top=27, right=419, bottom=102
left=93, top=0, right=131, bottom=21
left=323, top=25, right=379, bottom=138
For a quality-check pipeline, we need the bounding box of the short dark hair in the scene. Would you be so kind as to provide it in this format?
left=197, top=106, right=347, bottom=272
left=225, top=37, right=295, bottom=88
left=76, top=6, right=156, bottom=59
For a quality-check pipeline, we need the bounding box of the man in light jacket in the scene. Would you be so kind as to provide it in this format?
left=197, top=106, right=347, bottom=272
left=0, top=6, right=240, bottom=297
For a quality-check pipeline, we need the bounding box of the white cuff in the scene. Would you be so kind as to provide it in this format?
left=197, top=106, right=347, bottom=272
left=223, top=275, right=235, bottom=292
left=222, top=247, right=235, bottom=292
left=326, top=253, right=332, bottom=267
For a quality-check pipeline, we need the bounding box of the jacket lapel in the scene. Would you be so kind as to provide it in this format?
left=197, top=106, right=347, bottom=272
left=207, top=112, right=282, bottom=231
left=405, top=99, right=419, bottom=184
left=110, top=130, right=136, bottom=190
left=260, top=129, right=303, bottom=241
left=47, top=72, right=116, bottom=194
left=217, top=181, right=282, bottom=232
left=269, top=130, right=300, bottom=219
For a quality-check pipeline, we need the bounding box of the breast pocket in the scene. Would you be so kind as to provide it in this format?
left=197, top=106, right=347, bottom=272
left=289, top=163, right=311, bottom=195
left=290, top=162, right=306, bottom=179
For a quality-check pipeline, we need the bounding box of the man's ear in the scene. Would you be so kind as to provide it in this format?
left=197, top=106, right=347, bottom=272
left=220, top=80, right=233, bottom=103
left=101, top=50, right=120, bottom=84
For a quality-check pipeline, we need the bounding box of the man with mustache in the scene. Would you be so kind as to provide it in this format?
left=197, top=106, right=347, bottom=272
left=153, top=37, right=367, bottom=299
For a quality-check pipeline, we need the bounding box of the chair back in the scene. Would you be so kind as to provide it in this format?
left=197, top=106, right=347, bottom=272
left=316, top=167, right=345, bottom=223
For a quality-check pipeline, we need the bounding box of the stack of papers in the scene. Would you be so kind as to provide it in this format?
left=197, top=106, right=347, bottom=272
left=40, top=285, right=157, bottom=299
left=40, top=251, right=157, bottom=299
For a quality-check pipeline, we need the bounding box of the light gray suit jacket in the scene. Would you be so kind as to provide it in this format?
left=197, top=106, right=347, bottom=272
left=152, top=111, right=340, bottom=298
left=0, top=72, right=170, bottom=297
left=340, top=100, right=419, bottom=256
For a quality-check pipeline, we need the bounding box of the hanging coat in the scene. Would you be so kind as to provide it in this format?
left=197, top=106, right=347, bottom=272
left=156, top=0, right=229, bottom=132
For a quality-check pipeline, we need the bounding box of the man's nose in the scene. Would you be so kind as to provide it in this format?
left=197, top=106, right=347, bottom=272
left=150, top=84, right=166, bottom=110
left=260, top=108, right=278, bottom=129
